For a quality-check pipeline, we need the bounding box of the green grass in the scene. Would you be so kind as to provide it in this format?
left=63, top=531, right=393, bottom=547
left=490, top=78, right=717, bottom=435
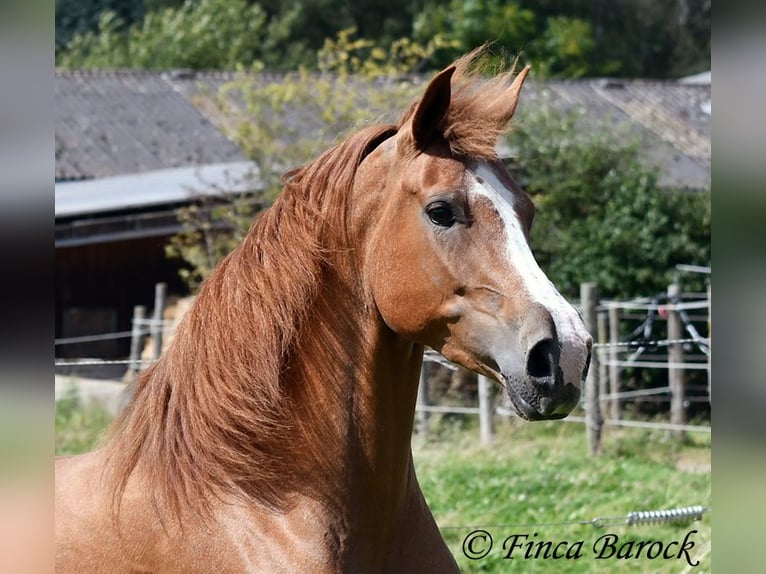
left=55, top=402, right=711, bottom=572
left=413, top=418, right=711, bottom=573
left=55, top=392, right=114, bottom=456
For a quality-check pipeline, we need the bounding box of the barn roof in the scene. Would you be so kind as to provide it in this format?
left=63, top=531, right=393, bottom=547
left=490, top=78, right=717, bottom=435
left=55, top=69, right=247, bottom=182
left=55, top=68, right=710, bottom=196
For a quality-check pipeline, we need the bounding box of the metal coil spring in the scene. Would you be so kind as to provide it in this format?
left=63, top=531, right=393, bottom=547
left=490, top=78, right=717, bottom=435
left=626, top=505, right=706, bottom=526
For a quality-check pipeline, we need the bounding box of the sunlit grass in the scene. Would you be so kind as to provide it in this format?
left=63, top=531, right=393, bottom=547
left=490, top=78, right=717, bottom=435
left=55, top=399, right=711, bottom=572
left=413, top=417, right=711, bottom=573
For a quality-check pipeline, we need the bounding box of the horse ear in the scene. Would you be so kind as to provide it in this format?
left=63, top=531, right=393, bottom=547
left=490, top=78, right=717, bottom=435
left=506, top=65, right=531, bottom=119
left=410, top=65, right=455, bottom=150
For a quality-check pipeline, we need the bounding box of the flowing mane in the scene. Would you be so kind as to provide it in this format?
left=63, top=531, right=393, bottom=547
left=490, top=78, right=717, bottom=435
left=103, top=123, right=398, bottom=517
left=102, top=48, right=529, bottom=520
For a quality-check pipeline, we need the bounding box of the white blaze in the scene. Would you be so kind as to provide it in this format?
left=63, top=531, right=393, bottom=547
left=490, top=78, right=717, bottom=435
left=469, top=162, right=589, bottom=380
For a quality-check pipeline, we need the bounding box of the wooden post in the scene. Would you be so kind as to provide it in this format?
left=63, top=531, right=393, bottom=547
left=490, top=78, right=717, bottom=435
left=597, top=310, right=608, bottom=415
left=416, top=362, right=430, bottom=439
left=707, top=283, right=712, bottom=404
left=668, top=283, right=686, bottom=438
left=151, top=282, right=167, bottom=362
left=478, top=375, right=495, bottom=444
left=581, top=283, right=602, bottom=455
left=608, top=304, right=622, bottom=422
left=125, top=305, right=147, bottom=381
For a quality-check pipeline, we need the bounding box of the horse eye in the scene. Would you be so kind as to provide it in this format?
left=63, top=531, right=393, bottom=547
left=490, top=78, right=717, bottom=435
left=426, top=202, right=456, bottom=227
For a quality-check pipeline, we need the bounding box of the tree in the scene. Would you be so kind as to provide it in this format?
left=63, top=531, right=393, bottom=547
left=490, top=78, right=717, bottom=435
left=57, top=0, right=270, bottom=70
left=582, top=0, right=710, bottom=78
left=411, top=0, right=709, bottom=78
left=534, top=16, right=597, bottom=78
left=55, top=0, right=144, bottom=49
left=412, top=0, right=537, bottom=69
left=56, top=0, right=709, bottom=77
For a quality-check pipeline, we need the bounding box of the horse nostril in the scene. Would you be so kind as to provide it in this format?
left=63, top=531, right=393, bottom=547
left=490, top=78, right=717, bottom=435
left=526, top=338, right=557, bottom=379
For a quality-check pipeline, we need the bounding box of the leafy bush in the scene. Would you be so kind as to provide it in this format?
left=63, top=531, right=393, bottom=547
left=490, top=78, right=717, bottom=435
left=413, top=1, right=600, bottom=77
left=508, top=109, right=710, bottom=300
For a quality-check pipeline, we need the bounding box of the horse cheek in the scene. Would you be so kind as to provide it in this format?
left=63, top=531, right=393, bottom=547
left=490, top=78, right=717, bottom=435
left=367, top=241, right=438, bottom=342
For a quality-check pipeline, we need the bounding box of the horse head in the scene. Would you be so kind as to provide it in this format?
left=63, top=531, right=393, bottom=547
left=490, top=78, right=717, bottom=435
left=355, top=58, right=592, bottom=421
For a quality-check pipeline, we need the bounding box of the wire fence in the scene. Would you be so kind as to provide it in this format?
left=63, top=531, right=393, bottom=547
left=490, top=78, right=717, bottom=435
left=55, top=279, right=711, bottom=447
left=415, top=280, right=711, bottom=447
left=439, top=505, right=710, bottom=530
left=54, top=321, right=176, bottom=346
left=589, top=284, right=711, bottom=439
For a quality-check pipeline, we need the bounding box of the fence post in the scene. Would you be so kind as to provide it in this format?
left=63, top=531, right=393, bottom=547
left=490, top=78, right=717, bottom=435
left=416, top=362, right=430, bottom=439
left=608, top=304, right=622, bottom=422
left=478, top=375, right=495, bottom=444
left=581, top=283, right=602, bottom=455
left=125, top=305, right=147, bottom=382
left=668, top=283, right=686, bottom=439
left=597, top=309, right=609, bottom=415
left=151, top=282, right=167, bottom=362
left=707, top=283, right=712, bottom=404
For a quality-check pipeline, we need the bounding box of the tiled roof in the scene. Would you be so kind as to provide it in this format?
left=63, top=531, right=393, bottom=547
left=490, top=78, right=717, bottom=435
left=55, top=70, right=246, bottom=181
left=55, top=69, right=710, bottom=189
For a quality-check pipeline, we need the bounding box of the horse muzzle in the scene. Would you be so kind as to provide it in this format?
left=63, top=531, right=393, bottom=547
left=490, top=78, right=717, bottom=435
left=502, top=308, right=592, bottom=421
left=503, top=367, right=583, bottom=421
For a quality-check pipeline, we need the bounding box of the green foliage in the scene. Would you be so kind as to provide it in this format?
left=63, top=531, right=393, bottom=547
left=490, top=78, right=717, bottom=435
left=507, top=109, right=710, bottom=299
left=414, top=1, right=536, bottom=56
left=412, top=1, right=603, bottom=77
left=57, top=0, right=269, bottom=69
left=535, top=16, right=597, bottom=78
left=582, top=0, right=711, bottom=78
left=318, top=27, right=459, bottom=77
left=413, top=0, right=537, bottom=67
left=411, top=0, right=709, bottom=78
left=55, top=0, right=144, bottom=49
left=55, top=0, right=709, bottom=78
left=58, top=11, right=131, bottom=68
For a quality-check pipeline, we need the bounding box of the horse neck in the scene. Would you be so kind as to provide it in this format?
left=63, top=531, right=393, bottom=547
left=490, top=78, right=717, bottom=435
left=286, top=261, right=425, bottom=541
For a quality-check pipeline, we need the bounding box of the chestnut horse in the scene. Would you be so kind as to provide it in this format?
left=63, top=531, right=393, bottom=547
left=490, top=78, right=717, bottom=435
left=56, top=50, right=592, bottom=573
